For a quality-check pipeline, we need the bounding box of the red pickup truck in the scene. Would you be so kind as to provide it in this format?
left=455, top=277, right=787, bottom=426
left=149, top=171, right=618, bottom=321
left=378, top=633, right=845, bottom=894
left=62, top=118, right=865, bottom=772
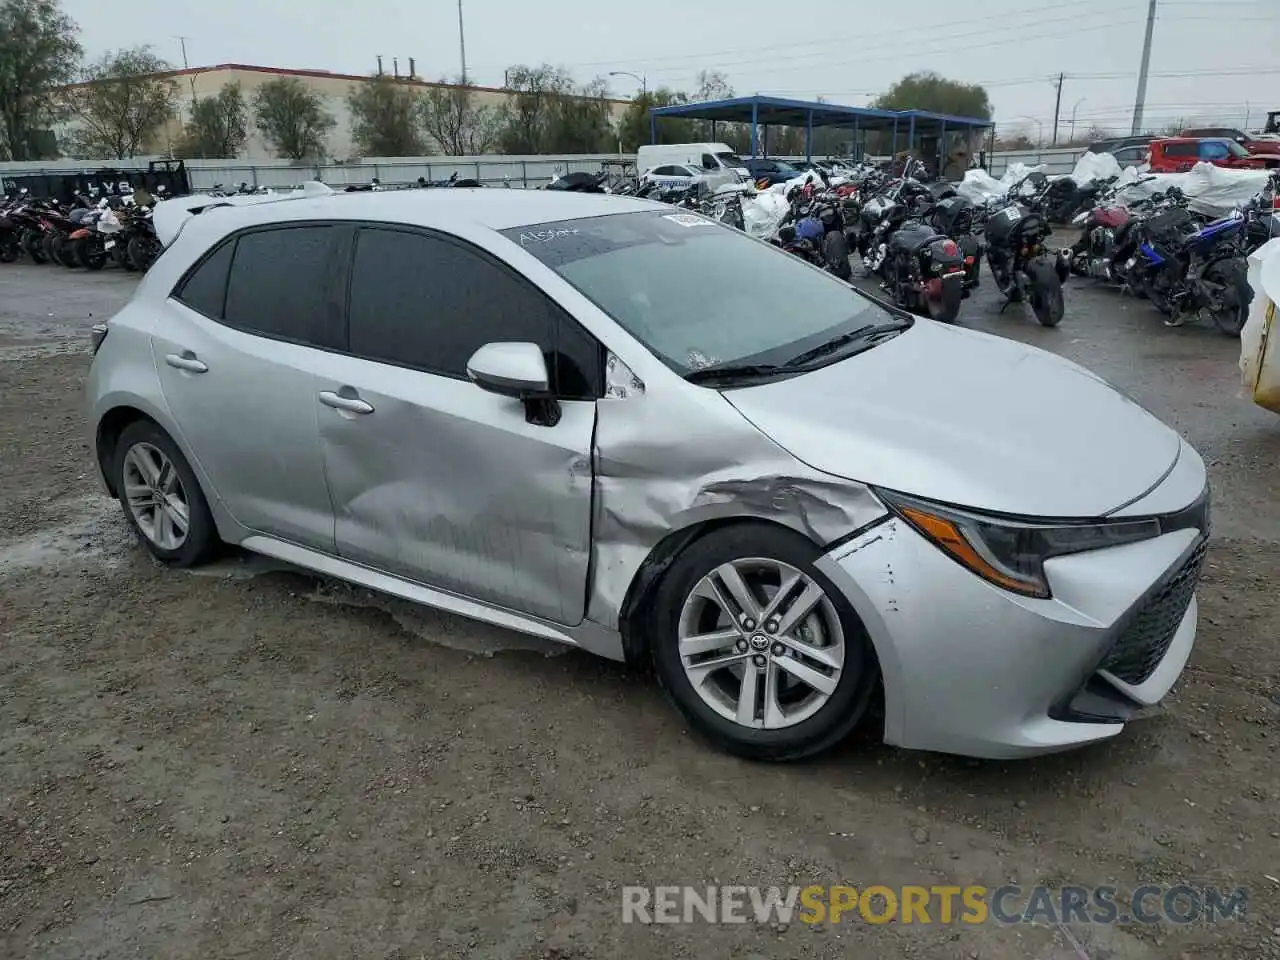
left=1147, top=137, right=1273, bottom=173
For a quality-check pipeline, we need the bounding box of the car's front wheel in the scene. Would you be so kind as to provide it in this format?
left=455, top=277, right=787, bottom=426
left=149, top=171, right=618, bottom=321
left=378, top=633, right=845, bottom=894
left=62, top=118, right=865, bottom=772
left=651, top=523, right=878, bottom=761
left=113, top=420, right=218, bottom=566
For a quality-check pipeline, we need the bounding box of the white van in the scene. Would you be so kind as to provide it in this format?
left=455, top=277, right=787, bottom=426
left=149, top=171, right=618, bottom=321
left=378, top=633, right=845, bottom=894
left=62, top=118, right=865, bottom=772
left=635, top=143, right=751, bottom=181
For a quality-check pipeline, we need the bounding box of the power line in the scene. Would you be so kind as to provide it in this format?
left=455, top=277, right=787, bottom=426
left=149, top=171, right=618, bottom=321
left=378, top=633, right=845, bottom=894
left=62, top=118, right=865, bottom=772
left=468, top=0, right=1132, bottom=75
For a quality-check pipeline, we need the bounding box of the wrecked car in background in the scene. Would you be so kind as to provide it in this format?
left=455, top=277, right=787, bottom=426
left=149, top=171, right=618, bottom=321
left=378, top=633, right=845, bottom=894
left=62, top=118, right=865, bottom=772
left=87, top=188, right=1210, bottom=761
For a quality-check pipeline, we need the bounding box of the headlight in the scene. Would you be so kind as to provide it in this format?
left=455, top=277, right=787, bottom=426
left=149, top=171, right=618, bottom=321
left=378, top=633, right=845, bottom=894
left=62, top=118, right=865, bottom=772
left=877, top=489, right=1161, bottom=599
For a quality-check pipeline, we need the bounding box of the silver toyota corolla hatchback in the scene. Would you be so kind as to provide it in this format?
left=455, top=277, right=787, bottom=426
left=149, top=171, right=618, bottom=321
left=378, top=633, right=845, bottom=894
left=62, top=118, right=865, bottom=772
left=86, top=188, right=1210, bottom=761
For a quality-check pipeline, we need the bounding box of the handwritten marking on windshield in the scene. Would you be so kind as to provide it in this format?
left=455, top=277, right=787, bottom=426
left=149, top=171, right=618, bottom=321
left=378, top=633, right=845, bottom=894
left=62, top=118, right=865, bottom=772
left=519, top=228, right=580, bottom=245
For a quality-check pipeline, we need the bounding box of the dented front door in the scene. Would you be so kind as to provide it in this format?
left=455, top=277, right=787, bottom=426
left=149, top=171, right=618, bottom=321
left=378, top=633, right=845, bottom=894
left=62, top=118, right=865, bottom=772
left=310, top=353, right=596, bottom=626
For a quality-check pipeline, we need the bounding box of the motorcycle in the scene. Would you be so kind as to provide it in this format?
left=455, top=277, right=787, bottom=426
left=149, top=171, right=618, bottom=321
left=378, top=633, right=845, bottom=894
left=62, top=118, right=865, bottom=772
left=981, top=179, right=1070, bottom=327
left=1068, top=180, right=1174, bottom=291
left=1131, top=203, right=1253, bottom=336
left=773, top=177, right=852, bottom=280
left=120, top=205, right=161, bottom=273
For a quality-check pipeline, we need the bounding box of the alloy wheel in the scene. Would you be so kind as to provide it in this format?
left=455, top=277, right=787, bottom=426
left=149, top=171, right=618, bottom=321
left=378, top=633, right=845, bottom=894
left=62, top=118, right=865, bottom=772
left=678, top=558, right=845, bottom=729
left=122, top=442, right=190, bottom=551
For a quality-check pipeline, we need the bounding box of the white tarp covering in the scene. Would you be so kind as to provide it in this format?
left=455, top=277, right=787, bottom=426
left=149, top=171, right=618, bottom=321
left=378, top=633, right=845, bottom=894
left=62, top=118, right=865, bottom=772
left=955, top=163, right=1049, bottom=205
left=1241, top=238, right=1280, bottom=414
left=1068, top=151, right=1123, bottom=187
left=1179, top=162, right=1272, bottom=218
left=741, top=190, right=790, bottom=239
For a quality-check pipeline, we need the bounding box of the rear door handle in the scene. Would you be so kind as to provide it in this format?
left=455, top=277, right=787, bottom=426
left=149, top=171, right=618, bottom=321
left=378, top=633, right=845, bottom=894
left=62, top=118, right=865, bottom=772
left=164, top=352, right=207, bottom=373
left=319, top=390, right=374, bottom=415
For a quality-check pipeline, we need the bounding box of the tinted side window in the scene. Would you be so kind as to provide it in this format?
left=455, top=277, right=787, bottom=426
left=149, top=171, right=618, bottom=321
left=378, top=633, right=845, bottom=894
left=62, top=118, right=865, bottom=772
left=1199, top=142, right=1228, bottom=160
left=346, top=228, right=601, bottom=399
left=1164, top=142, right=1197, bottom=158
left=174, top=239, right=234, bottom=318
left=701, top=154, right=717, bottom=169
left=223, top=226, right=338, bottom=345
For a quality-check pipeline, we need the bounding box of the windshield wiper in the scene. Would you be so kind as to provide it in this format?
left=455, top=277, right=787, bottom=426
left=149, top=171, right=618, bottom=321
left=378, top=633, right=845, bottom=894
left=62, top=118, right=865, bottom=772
left=783, top=320, right=911, bottom=368
left=684, top=362, right=788, bottom=385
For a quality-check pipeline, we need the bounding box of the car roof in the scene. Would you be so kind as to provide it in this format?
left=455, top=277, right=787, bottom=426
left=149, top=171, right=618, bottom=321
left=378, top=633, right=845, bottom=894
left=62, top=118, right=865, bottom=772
left=184, top=188, right=665, bottom=237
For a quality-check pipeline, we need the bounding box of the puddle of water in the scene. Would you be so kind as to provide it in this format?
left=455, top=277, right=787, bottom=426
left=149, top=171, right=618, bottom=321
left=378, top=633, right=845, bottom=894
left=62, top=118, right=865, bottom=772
left=0, top=495, right=132, bottom=574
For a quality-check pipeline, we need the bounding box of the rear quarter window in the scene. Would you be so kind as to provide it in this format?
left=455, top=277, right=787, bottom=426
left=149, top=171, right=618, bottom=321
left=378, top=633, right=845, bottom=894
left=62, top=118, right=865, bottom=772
left=173, top=239, right=235, bottom=318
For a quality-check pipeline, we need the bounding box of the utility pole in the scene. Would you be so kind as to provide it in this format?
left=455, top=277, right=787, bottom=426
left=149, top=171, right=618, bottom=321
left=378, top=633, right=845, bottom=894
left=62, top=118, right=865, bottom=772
left=457, top=0, right=468, bottom=85
left=1131, top=0, right=1158, bottom=135
left=1051, top=72, right=1064, bottom=146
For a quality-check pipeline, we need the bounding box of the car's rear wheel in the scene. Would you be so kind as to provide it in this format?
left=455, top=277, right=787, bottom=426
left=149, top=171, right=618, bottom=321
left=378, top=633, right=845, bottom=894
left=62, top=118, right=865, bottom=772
left=651, top=523, right=878, bottom=761
left=113, top=420, right=217, bottom=566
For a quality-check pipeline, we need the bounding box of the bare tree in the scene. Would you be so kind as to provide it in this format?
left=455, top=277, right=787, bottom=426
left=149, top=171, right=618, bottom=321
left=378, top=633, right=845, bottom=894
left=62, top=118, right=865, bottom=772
left=420, top=78, right=497, bottom=155
left=347, top=75, right=424, bottom=157
left=253, top=76, right=334, bottom=161
left=176, top=82, right=247, bottom=158
left=0, top=0, right=82, bottom=160
left=61, top=46, right=177, bottom=159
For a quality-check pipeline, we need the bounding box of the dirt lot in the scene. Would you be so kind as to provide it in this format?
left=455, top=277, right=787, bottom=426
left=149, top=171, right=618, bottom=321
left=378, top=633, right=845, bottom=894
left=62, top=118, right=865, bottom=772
left=1, top=263, right=1278, bottom=960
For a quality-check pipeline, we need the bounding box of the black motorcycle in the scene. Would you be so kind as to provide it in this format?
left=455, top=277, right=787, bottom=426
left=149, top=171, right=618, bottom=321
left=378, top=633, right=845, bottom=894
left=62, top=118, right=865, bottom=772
left=928, top=190, right=984, bottom=293
left=981, top=182, right=1070, bottom=327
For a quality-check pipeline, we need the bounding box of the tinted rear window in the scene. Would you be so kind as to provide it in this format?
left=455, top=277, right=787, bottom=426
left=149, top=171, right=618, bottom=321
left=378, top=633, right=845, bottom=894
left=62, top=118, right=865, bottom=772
left=223, top=226, right=336, bottom=344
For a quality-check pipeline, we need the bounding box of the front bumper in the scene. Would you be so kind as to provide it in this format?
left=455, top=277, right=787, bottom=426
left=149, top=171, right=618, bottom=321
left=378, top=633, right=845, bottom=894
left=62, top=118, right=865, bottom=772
left=815, top=515, right=1203, bottom=759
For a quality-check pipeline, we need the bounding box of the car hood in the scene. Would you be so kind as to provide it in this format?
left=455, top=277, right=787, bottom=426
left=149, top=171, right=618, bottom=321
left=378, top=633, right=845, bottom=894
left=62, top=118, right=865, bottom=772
left=724, top=321, right=1181, bottom=518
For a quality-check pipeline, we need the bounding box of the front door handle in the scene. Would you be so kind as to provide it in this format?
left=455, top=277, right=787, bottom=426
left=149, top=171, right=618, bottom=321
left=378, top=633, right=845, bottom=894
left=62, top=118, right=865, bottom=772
left=319, top=390, right=374, bottom=415
left=164, top=352, right=207, bottom=373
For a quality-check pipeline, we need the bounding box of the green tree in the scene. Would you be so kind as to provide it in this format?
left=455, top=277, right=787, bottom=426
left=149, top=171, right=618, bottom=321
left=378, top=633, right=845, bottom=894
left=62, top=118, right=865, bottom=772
left=421, top=77, right=499, bottom=155
left=0, top=0, right=82, bottom=160
left=545, top=76, right=613, bottom=153
left=253, top=76, right=334, bottom=160
left=873, top=71, right=991, bottom=120
left=175, top=81, right=247, bottom=158
left=496, top=64, right=614, bottom=154
left=616, top=88, right=695, bottom=152
left=60, top=46, right=177, bottom=158
left=347, top=74, right=423, bottom=157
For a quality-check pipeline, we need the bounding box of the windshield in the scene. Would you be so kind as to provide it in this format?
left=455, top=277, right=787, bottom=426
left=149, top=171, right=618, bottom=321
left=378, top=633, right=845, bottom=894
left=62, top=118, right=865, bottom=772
left=716, top=152, right=745, bottom=166
left=1227, top=140, right=1251, bottom=158
left=502, top=211, right=898, bottom=377
left=773, top=160, right=799, bottom=172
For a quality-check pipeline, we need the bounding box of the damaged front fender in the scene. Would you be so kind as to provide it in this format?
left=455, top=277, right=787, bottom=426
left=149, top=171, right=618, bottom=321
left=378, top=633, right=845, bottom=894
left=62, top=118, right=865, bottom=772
left=587, top=356, right=887, bottom=635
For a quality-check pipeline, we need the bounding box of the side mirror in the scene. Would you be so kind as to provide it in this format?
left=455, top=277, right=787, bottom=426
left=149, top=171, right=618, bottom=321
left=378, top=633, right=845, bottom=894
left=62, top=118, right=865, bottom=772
left=466, top=342, right=551, bottom=399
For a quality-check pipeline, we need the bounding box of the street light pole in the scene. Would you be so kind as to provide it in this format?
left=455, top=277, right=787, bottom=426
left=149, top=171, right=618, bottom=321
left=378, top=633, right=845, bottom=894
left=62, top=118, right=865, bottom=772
left=1070, top=98, right=1086, bottom=141
left=457, top=0, right=467, bottom=85
left=608, top=71, right=647, bottom=100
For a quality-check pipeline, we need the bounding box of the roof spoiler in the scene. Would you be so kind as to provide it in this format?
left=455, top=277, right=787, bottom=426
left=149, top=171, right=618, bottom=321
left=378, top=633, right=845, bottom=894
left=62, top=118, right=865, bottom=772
left=155, top=181, right=335, bottom=249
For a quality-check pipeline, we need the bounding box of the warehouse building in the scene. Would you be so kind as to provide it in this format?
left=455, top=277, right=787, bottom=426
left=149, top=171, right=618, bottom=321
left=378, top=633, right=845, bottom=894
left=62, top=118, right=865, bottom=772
left=59, top=63, right=631, bottom=162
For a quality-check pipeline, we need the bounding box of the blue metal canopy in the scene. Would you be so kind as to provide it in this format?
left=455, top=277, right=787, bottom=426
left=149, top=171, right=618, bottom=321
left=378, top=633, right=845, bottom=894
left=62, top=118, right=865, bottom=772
left=648, top=95, right=993, bottom=161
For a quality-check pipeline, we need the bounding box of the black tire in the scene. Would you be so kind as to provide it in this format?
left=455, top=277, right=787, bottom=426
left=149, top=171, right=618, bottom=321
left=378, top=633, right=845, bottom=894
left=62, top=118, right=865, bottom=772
left=926, top=275, right=964, bottom=324
left=78, top=239, right=107, bottom=271
left=823, top=230, right=852, bottom=280
left=0, top=236, right=18, bottom=263
left=649, top=522, right=879, bottom=761
left=41, top=232, right=58, bottom=264
left=1204, top=258, right=1251, bottom=337
left=1142, top=270, right=1174, bottom=315
left=113, top=420, right=218, bottom=567
left=1028, top=261, right=1065, bottom=327
left=21, top=229, right=47, bottom=263
left=127, top=234, right=160, bottom=273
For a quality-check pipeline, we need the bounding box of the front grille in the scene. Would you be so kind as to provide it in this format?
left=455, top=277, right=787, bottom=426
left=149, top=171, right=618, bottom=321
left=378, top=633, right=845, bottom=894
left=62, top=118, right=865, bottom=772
left=1099, top=540, right=1207, bottom=685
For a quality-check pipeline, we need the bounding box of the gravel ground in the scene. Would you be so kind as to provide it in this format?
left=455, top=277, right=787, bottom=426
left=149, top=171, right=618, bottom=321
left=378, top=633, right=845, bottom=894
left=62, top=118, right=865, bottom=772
left=1, top=261, right=1278, bottom=960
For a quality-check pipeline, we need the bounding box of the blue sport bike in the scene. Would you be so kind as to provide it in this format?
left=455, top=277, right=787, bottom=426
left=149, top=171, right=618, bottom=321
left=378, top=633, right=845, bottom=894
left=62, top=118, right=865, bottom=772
left=1130, top=200, right=1258, bottom=337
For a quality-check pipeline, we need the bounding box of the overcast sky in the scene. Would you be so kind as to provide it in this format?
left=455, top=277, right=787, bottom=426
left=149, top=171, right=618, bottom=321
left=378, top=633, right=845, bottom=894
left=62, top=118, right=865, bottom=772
left=63, top=0, right=1277, bottom=138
